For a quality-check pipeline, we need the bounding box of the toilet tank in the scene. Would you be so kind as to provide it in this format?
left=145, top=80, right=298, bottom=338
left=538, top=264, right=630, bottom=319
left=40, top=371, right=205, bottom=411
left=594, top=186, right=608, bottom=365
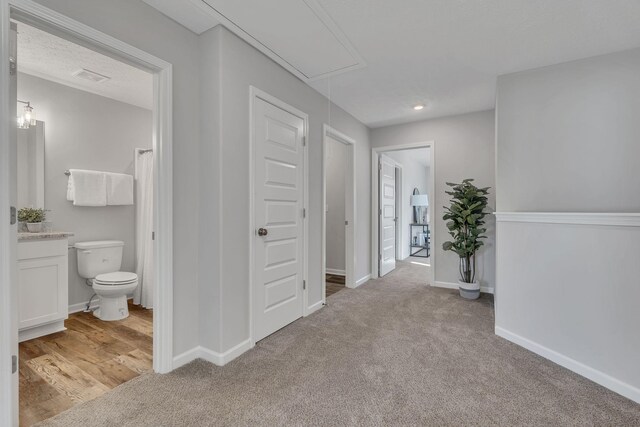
left=75, top=240, right=124, bottom=279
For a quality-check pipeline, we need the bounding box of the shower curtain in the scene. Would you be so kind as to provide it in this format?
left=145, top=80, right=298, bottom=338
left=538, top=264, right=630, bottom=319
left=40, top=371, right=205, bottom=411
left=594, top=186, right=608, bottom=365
left=135, top=150, right=154, bottom=308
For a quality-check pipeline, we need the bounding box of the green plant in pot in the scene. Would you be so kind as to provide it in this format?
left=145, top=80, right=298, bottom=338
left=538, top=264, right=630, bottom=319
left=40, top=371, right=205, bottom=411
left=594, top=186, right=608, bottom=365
left=442, top=179, right=490, bottom=300
left=18, top=207, right=47, bottom=233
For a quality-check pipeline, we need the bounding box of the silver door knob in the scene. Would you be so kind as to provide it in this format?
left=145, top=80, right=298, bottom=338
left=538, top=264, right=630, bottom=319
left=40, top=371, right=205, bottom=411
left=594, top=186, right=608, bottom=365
left=257, top=228, right=268, bottom=237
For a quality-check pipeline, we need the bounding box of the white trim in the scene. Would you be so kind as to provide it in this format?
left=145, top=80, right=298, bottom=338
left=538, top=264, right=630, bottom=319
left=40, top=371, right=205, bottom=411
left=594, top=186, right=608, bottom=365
left=248, top=87, right=309, bottom=348
left=355, top=274, right=371, bottom=288
left=305, top=300, right=324, bottom=316
left=433, top=281, right=494, bottom=295
left=494, top=212, right=640, bottom=227
left=68, top=300, right=99, bottom=314
left=173, top=340, right=254, bottom=369
left=322, top=124, right=357, bottom=303
left=325, top=268, right=345, bottom=276
left=192, top=0, right=366, bottom=82
left=172, top=346, right=201, bottom=370
left=495, top=326, right=640, bottom=404
left=0, top=5, right=17, bottom=424
left=371, top=142, right=435, bottom=286
left=1, top=3, right=174, bottom=421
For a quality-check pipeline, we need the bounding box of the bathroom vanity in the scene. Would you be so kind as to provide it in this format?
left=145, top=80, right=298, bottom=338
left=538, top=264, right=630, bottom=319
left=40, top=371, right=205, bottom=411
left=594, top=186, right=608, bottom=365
left=17, top=232, right=73, bottom=342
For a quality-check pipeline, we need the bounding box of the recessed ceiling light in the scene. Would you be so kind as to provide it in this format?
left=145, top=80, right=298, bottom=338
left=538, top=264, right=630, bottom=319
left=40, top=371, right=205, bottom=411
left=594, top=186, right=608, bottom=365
left=413, top=104, right=425, bottom=111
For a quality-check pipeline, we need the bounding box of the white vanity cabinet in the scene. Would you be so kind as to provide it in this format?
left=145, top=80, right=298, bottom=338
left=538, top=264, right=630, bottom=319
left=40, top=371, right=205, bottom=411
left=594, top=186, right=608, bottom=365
left=17, top=235, right=71, bottom=342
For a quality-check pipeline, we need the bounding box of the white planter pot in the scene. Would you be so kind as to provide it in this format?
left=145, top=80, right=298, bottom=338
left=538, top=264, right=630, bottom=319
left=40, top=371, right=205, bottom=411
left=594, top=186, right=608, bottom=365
left=26, top=222, right=43, bottom=233
left=458, top=280, right=480, bottom=300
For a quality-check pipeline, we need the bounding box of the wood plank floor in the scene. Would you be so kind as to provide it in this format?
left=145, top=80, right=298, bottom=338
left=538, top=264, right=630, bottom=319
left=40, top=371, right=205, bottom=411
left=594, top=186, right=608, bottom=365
left=19, top=302, right=152, bottom=427
left=326, top=274, right=346, bottom=297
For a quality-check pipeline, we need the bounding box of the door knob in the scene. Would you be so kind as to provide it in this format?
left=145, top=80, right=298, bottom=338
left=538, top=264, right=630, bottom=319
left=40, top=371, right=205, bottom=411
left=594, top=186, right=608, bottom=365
left=257, top=228, right=268, bottom=237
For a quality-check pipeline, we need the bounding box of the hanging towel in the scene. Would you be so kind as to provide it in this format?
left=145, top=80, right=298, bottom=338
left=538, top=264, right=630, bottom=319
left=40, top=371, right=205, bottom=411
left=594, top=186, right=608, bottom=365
left=68, top=169, right=107, bottom=206
left=106, top=172, right=134, bottom=205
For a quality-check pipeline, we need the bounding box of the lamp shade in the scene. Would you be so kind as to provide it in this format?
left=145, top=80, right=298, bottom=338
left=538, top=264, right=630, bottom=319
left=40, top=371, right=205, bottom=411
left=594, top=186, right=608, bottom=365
left=410, top=194, right=428, bottom=207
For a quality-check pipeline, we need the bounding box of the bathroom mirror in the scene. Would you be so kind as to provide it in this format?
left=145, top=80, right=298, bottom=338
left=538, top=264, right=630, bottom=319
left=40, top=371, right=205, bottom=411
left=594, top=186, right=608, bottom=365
left=17, top=120, right=45, bottom=209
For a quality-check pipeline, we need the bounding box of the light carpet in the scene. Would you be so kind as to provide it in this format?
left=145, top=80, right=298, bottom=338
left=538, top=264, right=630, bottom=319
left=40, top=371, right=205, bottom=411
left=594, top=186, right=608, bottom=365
left=38, top=261, right=640, bottom=426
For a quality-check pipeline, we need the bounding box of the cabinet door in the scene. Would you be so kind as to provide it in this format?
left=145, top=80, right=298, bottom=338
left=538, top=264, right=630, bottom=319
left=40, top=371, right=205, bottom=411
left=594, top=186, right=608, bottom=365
left=18, top=256, right=68, bottom=330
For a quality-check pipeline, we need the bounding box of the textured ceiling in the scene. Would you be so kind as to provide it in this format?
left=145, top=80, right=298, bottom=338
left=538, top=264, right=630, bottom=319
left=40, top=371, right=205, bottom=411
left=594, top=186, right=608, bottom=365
left=17, top=23, right=153, bottom=110
left=309, top=0, right=640, bottom=127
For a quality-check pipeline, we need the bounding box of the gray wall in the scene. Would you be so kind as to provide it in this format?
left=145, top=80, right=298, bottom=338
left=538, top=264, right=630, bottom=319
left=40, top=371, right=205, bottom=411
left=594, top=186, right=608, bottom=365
left=371, top=110, right=496, bottom=289
left=325, top=137, right=347, bottom=272
left=496, top=47, right=640, bottom=212
left=386, top=149, right=430, bottom=260
left=36, top=0, right=203, bottom=356
left=495, top=47, right=640, bottom=401
left=17, top=73, right=152, bottom=308
left=199, top=26, right=372, bottom=353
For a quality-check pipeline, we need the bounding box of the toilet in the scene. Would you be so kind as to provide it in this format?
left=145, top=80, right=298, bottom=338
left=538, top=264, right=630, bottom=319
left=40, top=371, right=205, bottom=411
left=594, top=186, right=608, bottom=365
left=74, top=240, right=138, bottom=321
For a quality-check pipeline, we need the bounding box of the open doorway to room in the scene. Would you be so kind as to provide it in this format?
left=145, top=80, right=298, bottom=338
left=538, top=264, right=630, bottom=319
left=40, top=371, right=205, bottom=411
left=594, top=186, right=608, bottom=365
left=2, top=8, right=172, bottom=424
left=322, top=125, right=356, bottom=301
left=372, top=143, right=434, bottom=284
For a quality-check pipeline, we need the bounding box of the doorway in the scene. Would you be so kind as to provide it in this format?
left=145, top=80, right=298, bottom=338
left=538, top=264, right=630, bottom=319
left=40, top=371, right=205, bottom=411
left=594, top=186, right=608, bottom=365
left=371, top=142, right=435, bottom=283
left=0, top=3, right=173, bottom=425
left=322, top=125, right=356, bottom=301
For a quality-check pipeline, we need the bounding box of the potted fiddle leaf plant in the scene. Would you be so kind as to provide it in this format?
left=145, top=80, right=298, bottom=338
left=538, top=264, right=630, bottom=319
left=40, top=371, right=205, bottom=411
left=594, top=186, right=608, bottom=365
left=18, top=207, right=47, bottom=233
left=442, top=179, right=490, bottom=300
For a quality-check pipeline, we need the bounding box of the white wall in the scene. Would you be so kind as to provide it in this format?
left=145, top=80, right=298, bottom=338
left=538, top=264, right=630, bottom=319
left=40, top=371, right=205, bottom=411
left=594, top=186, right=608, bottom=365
left=386, top=148, right=430, bottom=260
left=371, top=110, right=495, bottom=289
left=17, top=73, right=152, bottom=308
left=325, top=137, right=347, bottom=273
left=495, top=47, right=640, bottom=402
left=35, top=0, right=203, bottom=356
left=199, top=26, right=372, bottom=353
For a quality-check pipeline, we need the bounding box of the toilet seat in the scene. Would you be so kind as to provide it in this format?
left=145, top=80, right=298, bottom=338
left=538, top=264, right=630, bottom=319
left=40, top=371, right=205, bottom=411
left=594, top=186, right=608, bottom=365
left=94, top=271, right=138, bottom=286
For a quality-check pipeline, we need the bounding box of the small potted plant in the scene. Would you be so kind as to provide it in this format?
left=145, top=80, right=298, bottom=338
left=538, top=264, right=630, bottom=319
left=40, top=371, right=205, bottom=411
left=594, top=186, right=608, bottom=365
left=18, top=207, right=48, bottom=233
left=442, top=179, right=490, bottom=300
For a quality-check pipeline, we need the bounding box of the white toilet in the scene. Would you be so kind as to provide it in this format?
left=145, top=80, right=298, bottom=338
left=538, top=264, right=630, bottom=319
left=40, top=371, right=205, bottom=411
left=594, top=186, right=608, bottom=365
left=75, top=240, right=138, bottom=321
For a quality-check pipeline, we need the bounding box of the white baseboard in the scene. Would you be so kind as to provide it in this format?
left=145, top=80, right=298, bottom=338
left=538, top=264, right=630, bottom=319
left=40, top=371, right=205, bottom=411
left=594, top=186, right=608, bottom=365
left=68, top=299, right=99, bottom=314
left=354, top=274, right=371, bottom=288
left=173, top=339, right=253, bottom=369
left=495, top=326, right=640, bottom=404
left=68, top=296, right=134, bottom=314
left=325, top=268, right=345, bottom=276
left=306, top=300, right=324, bottom=315
left=172, top=346, right=202, bottom=369
left=433, top=280, right=494, bottom=294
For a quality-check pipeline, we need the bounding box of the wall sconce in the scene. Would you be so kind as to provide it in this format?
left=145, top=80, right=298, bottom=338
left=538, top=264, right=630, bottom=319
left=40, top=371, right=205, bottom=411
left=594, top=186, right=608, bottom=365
left=17, top=100, right=35, bottom=129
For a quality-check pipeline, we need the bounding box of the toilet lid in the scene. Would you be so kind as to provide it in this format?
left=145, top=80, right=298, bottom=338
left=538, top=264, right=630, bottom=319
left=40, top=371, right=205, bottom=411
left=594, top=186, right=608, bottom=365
left=94, top=271, right=138, bottom=285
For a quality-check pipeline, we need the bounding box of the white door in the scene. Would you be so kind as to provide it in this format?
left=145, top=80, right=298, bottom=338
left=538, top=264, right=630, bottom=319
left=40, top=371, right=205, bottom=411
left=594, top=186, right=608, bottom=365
left=252, top=96, right=305, bottom=342
left=379, top=155, right=396, bottom=276
left=2, top=21, right=20, bottom=425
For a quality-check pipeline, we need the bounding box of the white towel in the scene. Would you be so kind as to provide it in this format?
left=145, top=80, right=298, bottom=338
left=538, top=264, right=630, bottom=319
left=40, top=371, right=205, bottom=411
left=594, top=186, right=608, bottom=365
left=68, top=169, right=107, bottom=206
left=106, top=172, right=134, bottom=205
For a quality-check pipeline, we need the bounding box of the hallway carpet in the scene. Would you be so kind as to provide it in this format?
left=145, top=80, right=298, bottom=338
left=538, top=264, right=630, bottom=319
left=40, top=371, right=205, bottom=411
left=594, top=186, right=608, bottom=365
left=38, top=262, right=640, bottom=426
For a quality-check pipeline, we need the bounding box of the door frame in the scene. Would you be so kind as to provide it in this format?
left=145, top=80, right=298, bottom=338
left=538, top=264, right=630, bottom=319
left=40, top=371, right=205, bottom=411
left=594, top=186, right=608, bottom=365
left=321, top=124, right=356, bottom=301
left=248, top=86, right=309, bottom=346
left=371, top=142, right=435, bottom=285
left=1, top=1, right=174, bottom=422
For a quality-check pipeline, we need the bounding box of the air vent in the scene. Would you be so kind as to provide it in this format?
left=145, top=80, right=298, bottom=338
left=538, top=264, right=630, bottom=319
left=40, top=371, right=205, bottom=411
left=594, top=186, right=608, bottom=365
left=72, top=68, right=110, bottom=83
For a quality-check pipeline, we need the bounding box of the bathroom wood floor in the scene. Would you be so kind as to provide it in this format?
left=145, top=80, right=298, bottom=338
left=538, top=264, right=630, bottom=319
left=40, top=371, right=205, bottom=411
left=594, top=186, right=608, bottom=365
left=326, top=274, right=346, bottom=297
left=19, top=302, right=152, bottom=426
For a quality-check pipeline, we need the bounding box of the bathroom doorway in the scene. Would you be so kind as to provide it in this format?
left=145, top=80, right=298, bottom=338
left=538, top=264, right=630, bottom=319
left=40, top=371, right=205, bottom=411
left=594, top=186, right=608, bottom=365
left=0, top=4, right=173, bottom=425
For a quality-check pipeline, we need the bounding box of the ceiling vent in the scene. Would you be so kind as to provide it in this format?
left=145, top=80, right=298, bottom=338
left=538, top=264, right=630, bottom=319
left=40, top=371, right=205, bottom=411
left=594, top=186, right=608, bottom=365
left=72, top=68, right=111, bottom=83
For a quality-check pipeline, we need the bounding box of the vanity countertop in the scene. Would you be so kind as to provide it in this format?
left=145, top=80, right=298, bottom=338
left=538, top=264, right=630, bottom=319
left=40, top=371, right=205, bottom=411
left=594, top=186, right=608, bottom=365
left=18, top=231, right=75, bottom=241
